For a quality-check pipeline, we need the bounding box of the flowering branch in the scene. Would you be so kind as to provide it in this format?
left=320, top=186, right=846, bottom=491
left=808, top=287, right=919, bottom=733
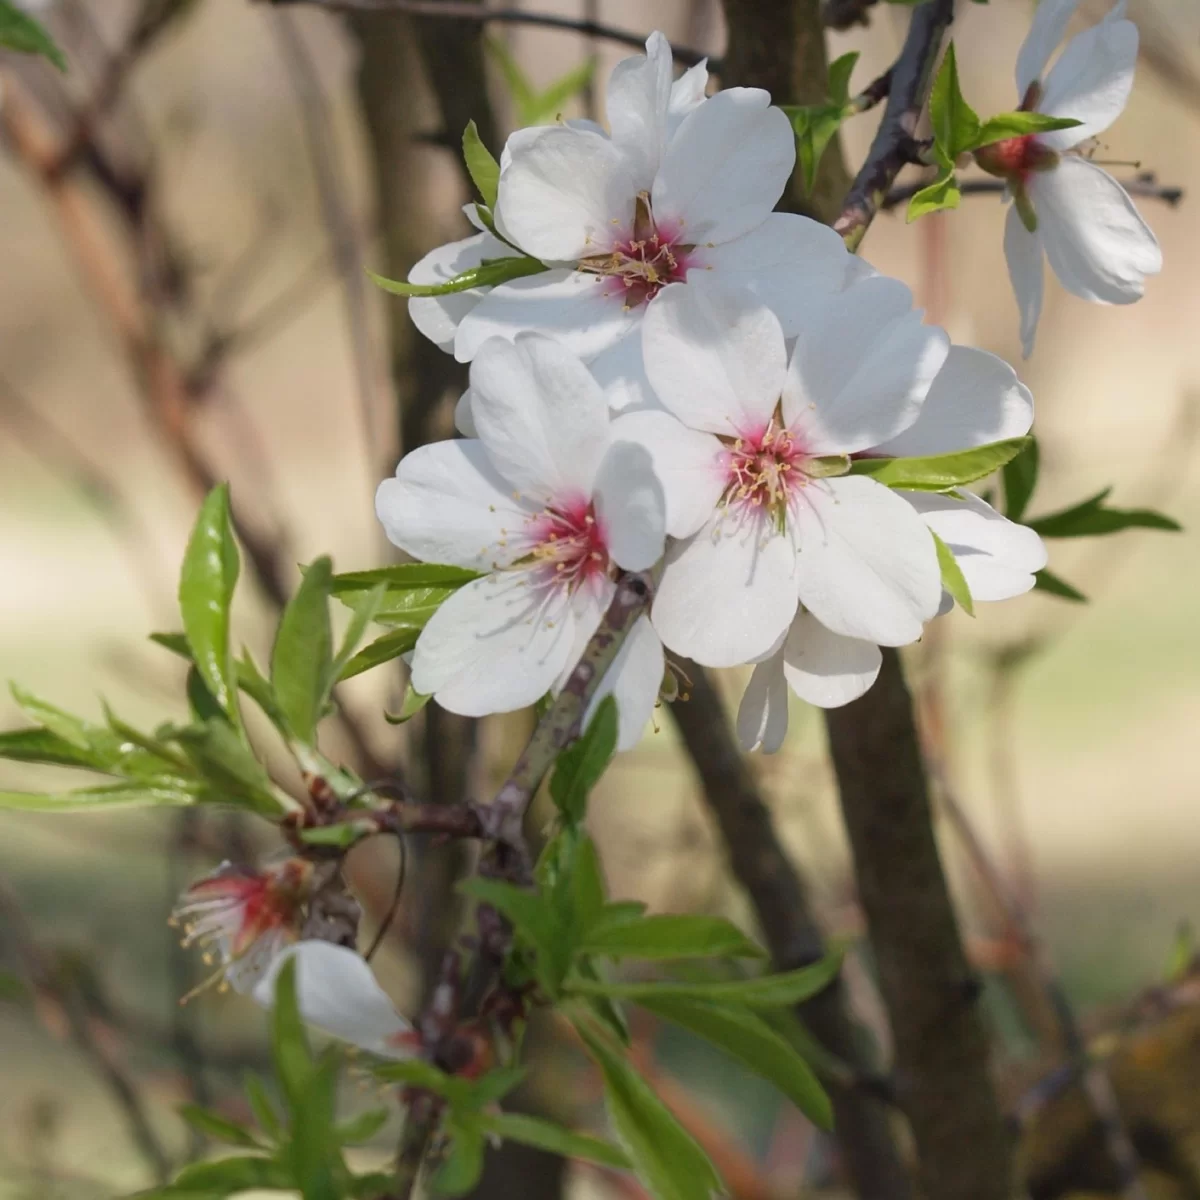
left=882, top=170, right=1185, bottom=212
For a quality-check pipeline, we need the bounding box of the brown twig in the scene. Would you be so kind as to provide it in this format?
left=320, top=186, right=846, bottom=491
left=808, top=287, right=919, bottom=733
left=260, top=0, right=711, bottom=67
left=821, top=0, right=879, bottom=31
left=882, top=170, right=1185, bottom=211
left=833, top=0, right=954, bottom=251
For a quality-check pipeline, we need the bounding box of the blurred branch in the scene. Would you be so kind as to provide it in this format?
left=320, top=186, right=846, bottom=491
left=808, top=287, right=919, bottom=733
left=0, top=874, right=172, bottom=1184
left=834, top=0, right=953, bottom=250
left=822, top=0, right=879, bottom=30
left=883, top=170, right=1185, bottom=211
left=261, top=0, right=711, bottom=66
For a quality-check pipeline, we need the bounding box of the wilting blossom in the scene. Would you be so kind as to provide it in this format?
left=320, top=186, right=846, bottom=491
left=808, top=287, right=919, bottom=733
left=376, top=333, right=666, bottom=750
left=735, top=346, right=1047, bottom=751
left=172, top=859, right=314, bottom=994
left=406, top=32, right=851, bottom=413
left=979, top=0, right=1161, bottom=356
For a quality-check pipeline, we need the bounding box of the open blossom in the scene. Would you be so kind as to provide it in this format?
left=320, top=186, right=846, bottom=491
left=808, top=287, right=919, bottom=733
left=254, top=941, right=418, bottom=1059
left=614, top=276, right=949, bottom=670
left=172, top=859, right=314, bottom=994
left=376, top=333, right=666, bottom=750
left=980, top=0, right=1161, bottom=356
left=736, top=346, right=1047, bottom=752
left=408, top=32, right=851, bottom=412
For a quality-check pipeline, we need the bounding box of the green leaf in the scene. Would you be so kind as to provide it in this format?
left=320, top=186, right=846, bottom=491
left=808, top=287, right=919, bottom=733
left=467, top=1065, right=528, bottom=1109
left=580, top=914, right=767, bottom=962
left=179, top=1104, right=265, bottom=1150
left=299, top=821, right=375, bottom=849
left=169, top=720, right=284, bottom=815
left=179, top=485, right=242, bottom=729
left=907, top=168, right=961, bottom=221
left=527, top=57, right=597, bottom=125
left=270, top=957, right=313, bottom=1112
left=330, top=563, right=479, bottom=623
left=976, top=111, right=1082, bottom=146
left=272, top=556, right=333, bottom=744
left=459, top=877, right=567, bottom=993
left=575, top=1019, right=722, bottom=1200
left=431, top=1118, right=486, bottom=1197
left=485, top=36, right=538, bottom=121
left=478, top=1112, right=631, bottom=1170
left=570, top=834, right=607, bottom=936
left=288, top=1051, right=342, bottom=1200
left=371, top=1059, right=459, bottom=1097
left=0, top=1, right=66, bottom=70
left=338, top=628, right=419, bottom=682
left=549, top=695, right=618, bottom=823
left=1033, top=568, right=1087, bottom=602
left=1003, top=436, right=1039, bottom=522
left=187, top=666, right=229, bottom=726
left=0, top=726, right=100, bottom=769
left=827, top=51, right=859, bottom=105
left=368, top=256, right=546, bottom=299
left=782, top=103, right=849, bottom=196
left=151, top=634, right=284, bottom=725
left=568, top=952, right=843, bottom=1009
left=633, top=996, right=832, bottom=1128
left=850, top=437, right=1031, bottom=490
left=1026, top=488, right=1182, bottom=538
left=169, top=1155, right=292, bottom=1192
left=243, top=1073, right=283, bottom=1143
left=462, top=120, right=499, bottom=208
left=931, top=531, right=975, bottom=617
left=330, top=583, right=387, bottom=688
left=384, top=683, right=431, bottom=724
left=0, top=782, right=199, bottom=811
left=930, top=42, right=980, bottom=163
left=347, top=1172, right=396, bottom=1199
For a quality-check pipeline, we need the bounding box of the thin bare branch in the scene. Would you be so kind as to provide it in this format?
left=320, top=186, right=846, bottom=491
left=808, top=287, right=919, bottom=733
left=882, top=170, right=1185, bottom=211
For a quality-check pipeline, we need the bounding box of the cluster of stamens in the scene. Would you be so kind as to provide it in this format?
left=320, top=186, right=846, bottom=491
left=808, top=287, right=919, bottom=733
left=522, top=501, right=610, bottom=594
left=720, top=420, right=808, bottom=530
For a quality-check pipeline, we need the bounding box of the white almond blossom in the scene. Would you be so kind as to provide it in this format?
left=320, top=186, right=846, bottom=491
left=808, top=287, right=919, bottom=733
left=254, top=941, right=418, bottom=1059
left=983, top=0, right=1161, bottom=356
left=376, top=333, right=666, bottom=750
left=735, top=346, right=1047, bottom=752
left=615, top=276, right=949, bottom=671
left=406, top=32, right=851, bottom=413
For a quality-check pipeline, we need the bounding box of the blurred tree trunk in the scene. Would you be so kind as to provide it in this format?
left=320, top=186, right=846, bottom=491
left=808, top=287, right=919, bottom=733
left=346, top=12, right=565, bottom=1199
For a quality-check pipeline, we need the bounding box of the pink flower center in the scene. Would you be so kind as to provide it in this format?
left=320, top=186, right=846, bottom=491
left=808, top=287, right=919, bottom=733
left=719, top=420, right=810, bottom=531
left=578, top=192, right=693, bottom=309
left=523, top=499, right=611, bottom=593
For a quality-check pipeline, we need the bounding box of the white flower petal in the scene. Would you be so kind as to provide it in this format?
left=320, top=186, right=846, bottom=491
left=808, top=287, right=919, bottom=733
left=781, top=610, right=881, bottom=709
left=376, top=440, right=532, bottom=570
left=1016, top=0, right=1082, bottom=96
left=608, top=410, right=725, bottom=539
left=408, top=231, right=509, bottom=351
left=1004, top=204, right=1045, bottom=358
left=736, top=650, right=790, bottom=753
left=784, top=277, right=948, bottom=454
left=652, top=516, right=798, bottom=667
left=589, top=330, right=661, bottom=413
left=904, top=490, right=1048, bottom=602
left=593, top=441, right=666, bottom=571
left=667, top=59, right=709, bottom=138
left=469, top=334, right=611, bottom=504
left=454, top=388, right=477, bottom=437
left=412, top=572, right=576, bottom=714
left=583, top=614, right=664, bottom=751
left=689, top=213, right=851, bottom=338
left=793, top=476, right=941, bottom=646
left=607, top=32, right=674, bottom=191
left=496, top=125, right=636, bottom=261
left=454, top=269, right=638, bottom=363
left=1031, top=158, right=1162, bottom=304
left=652, top=89, right=794, bottom=246
left=254, top=942, right=413, bottom=1059
left=641, top=280, right=787, bottom=436
left=1038, top=15, right=1138, bottom=148
left=874, top=345, right=1033, bottom=457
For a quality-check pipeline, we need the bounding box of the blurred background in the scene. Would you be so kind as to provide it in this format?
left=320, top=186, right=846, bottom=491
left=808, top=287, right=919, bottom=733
left=0, top=0, right=1198, bottom=1196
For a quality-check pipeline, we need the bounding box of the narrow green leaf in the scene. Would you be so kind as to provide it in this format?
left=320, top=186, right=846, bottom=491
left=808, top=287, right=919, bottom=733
left=347, top=1172, right=397, bottom=1199
left=976, top=112, right=1082, bottom=146
left=384, top=683, right=432, bottom=724
left=1003, top=436, right=1039, bottom=522
left=179, top=485, right=241, bottom=728
left=907, top=169, right=961, bottom=221
left=370, top=1059, right=458, bottom=1097
left=243, top=1073, right=283, bottom=1143
left=782, top=104, right=849, bottom=195
left=186, top=666, right=229, bottom=726
left=179, top=1104, right=265, bottom=1149
left=571, top=834, right=607, bottom=936
left=330, top=583, right=387, bottom=689
left=467, top=1066, right=528, bottom=1109
left=431, top=1118, right=486, bottom=1197
left=568, top=953, right=843, bottom=1009
left=1033, top=568, right=1087, bottom=602
left=580, top=914, right=767, bottom=962
left=0, top=783, right=199, bottom=811
left=0, top=2, right=66, bottom=70
left=851, top=437, right=1031, bottom=490
left=288, top=1051, right=342, bottom=1200
left=9, top=684, right=92, bottom=750
left=827, top=51, right=859, bottom=104
left=270, top=957, right=313, bottom=1112
left=479, top=1112, right=631, bottom=1170
left=931, top=531, right=975, bottom=617
left=368, top=256, right=546, bottom=299
left=459, top=877, right=565, bottom=991
left=485, top=35, right=537, bottom=121
left=169, top=720, right=284, bottom=815
left=930, top=42, right=980, bottom=162
left=152, top=633, right=284, bottom=725
left=549, top=695, right=618, bottom=823
left=299, top=821, right=375, bottom=849
left=462, top=120, right=500, bottom=207
left=169, top=1156, right=292, bottom=1192
left=334, top=1107, right=389, bottom=1146
left=634, top=996, right=832, bottom=1128
left=576, top=1019, right=722, bottom=1200
left=338, top=628, right=419, bottom=681
left=1026, top=489, right=1182, bottom=538
left=0, top=726, right=99, bottom=768
left=272, top=556, right=333, bottom=744
left=528, top=57, right=597, bottom=124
